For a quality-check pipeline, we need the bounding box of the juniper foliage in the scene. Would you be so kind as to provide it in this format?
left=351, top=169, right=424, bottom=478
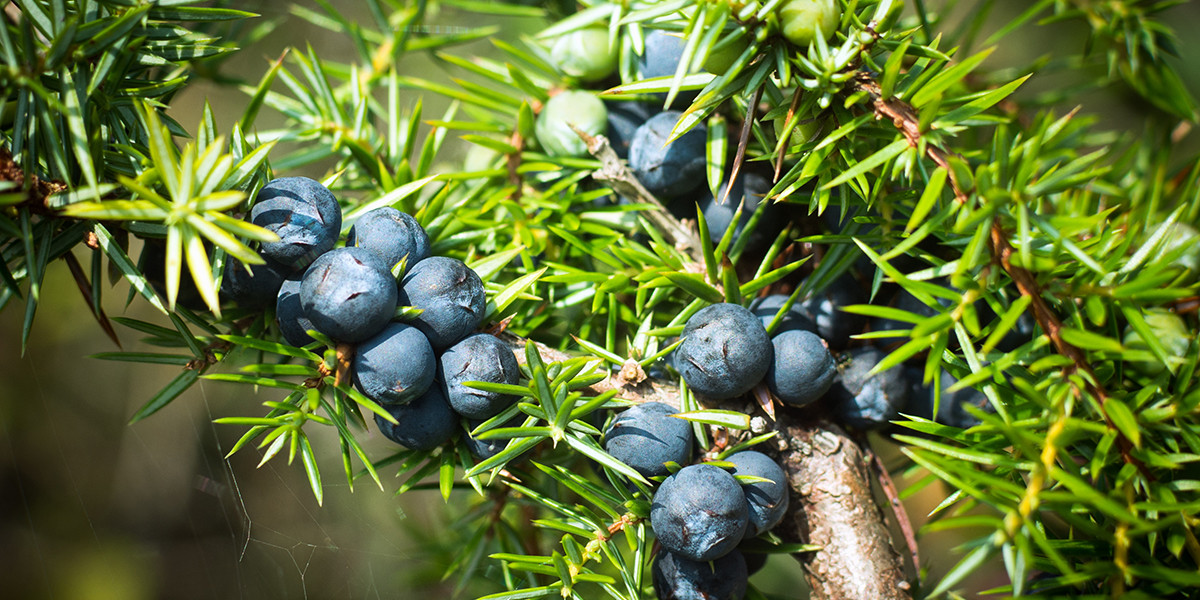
left=2, top=0, right=1199, bottom=598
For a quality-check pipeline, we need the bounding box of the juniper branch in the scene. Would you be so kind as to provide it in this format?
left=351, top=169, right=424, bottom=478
left=852, top=72, right=1154, bottom=481
left=496, top=330, right=914, bottom=599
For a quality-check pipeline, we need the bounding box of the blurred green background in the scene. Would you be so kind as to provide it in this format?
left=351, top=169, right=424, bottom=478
left=3, top=1, right=1200, bottom=598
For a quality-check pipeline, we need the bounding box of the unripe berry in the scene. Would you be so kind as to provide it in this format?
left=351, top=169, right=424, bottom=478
left=777, top=0, right=840, bottom=47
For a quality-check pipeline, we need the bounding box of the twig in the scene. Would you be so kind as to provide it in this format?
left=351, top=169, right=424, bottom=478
left=990, top=222, right=1152, bottom=479
left=854, top=76, right=969, bottom=203
left=573, top=126, right=700, bottom=255
left=854, top=71, right=1153, bottom=480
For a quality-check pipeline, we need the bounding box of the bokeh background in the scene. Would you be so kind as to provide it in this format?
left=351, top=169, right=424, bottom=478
left=4, top=1, right=1200, bottom=598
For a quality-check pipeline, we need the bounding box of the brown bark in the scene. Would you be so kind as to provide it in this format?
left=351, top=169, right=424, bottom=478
left=777, top=414, right=912, bottom=600
left=499, top=331, right=913, bottom=599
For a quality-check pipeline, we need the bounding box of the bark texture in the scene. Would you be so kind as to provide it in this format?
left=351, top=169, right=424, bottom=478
left=777, top=413, right=912, bottom=600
